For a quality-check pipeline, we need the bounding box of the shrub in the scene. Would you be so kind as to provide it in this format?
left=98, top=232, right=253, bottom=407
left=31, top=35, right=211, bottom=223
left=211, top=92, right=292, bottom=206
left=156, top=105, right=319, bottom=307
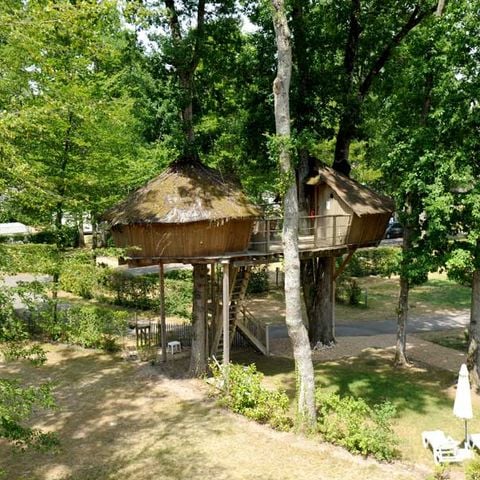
left=466, top=460, right=480, bottom=480
left=341, top=247, right=400, bottom=278
left=336, top=277, right=363, bottom=305
left=0, top=244, right=59, bottom=275
left=106, top=270, right=192, bottom=318
left=59, top=250, right=112, bottom=299
left=316, top=391, right=399, bottom=461
left=59, top=306, right=128, bottom=352
left=210, top=362, right=292, bottom=431
left=247, top=267, right=269, bottom=294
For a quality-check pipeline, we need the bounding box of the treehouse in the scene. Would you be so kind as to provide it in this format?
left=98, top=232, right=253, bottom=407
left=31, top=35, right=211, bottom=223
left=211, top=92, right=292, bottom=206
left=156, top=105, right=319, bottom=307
left=104, top=160, right=261, bottom=265
left=104, top=161, right=394, bottom=367
left=250, top=165, right=394, bottom=255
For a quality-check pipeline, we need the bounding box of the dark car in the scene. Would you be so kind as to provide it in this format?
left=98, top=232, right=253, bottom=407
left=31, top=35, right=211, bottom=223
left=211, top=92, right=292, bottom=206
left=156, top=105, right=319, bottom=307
left=385, top=222, right=403, bottom=239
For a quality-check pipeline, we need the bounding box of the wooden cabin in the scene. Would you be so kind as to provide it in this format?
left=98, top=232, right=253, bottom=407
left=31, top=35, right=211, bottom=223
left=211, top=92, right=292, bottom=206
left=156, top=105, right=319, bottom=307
left=104, top=161, right=261, bottom=265
left=250, top=165, right=394, bottom=254
left=306, top=165, right=394, bottom=247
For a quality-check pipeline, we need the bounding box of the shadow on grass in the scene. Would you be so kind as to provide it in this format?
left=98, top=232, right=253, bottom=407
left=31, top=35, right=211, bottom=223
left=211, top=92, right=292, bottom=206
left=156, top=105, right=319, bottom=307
left=0, top=346, right=235, bottom=480
left=233, top=349, right=455, bottom=416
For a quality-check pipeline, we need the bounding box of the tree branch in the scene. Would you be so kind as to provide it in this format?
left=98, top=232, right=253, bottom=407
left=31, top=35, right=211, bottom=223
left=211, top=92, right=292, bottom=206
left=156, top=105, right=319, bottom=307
left=359, top=4, right=436, bottom=99
left=164, top=0, right=182, bottom=44
left=344, top=0, right=362, bottom=79
left=191, top=0, right=206, bottom=72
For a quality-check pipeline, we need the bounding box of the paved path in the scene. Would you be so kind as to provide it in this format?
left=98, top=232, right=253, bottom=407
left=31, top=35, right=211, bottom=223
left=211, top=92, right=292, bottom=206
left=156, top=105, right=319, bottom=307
left=268, top=310, right=470, bottom=341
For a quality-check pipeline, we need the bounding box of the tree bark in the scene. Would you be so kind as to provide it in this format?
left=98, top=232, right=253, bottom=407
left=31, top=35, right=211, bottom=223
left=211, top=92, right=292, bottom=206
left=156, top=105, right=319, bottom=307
left=302, top=257, right=335, bottom=346
left=272, top=0, right=316, bottom=428
left=189, top=263, right=208, bottom=376
left=395, top=225, right=412, bottom=366
left=468, top=269, right=480, bottom=389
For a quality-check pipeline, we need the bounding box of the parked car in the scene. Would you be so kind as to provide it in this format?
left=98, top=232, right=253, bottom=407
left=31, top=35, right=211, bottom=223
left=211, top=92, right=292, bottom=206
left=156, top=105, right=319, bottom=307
left=385, top=222, right=403, bottom=239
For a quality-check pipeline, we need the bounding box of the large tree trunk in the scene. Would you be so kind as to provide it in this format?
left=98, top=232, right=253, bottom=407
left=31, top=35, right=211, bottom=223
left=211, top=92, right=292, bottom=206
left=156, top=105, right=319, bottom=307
left=468, top=269, right=480, bottom=388
left=302, top=257, right=335, bottom=346
left=272, top=0, right=316, bottom=428
left=395, top=226, right=412, bottom=366
left=395, top=275, right=410, bottom=366
left=189, top=263, right=208, bottom=376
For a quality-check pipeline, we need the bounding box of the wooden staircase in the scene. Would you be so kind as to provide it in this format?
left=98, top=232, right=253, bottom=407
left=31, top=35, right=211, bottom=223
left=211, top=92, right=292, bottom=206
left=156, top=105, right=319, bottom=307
left=210, top=265, right=268, bottom=361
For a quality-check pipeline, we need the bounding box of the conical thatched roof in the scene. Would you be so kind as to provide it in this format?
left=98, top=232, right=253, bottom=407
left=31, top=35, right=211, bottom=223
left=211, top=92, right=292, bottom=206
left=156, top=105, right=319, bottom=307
left=307, top=165, right=394, bottom=216
left=104, top=161, right=261, bottom=226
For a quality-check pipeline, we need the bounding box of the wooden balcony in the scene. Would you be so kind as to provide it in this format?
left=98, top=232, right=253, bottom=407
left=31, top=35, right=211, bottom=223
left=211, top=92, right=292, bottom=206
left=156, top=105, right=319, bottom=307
left=248, top=214, right=352, bottom=254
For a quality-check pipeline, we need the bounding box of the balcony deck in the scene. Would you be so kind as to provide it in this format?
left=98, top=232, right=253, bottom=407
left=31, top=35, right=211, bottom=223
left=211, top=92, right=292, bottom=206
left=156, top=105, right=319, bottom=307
left=248, top=214, right=352, bottom=254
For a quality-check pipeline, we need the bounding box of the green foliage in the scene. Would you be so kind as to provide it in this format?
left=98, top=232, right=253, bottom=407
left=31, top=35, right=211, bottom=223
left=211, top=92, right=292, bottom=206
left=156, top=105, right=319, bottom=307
left=106, top=270, right=192, bottom=318
left=426, top=465, right=450, bottom=480
left=59, top=250, right=111, bottom=299
left=336, top=277, right=363, bottom=306
left=246, top=266, right=269, bottom=294
left=0, top=244, right=59, bottom=275
left=59, top=306, right=128, bottom=352
left=0, top=379, right=58, bottom=451
left=446, top=248, right=474, bottom=287
left=341, top=247, right=401, bottom=278
left=210, top=362, right=293, bottom=431
left=0, top=281, right=57, bottom=450
left=466, top=460, right=480, bottom=480
left=316, top=391, right=399, bottom=461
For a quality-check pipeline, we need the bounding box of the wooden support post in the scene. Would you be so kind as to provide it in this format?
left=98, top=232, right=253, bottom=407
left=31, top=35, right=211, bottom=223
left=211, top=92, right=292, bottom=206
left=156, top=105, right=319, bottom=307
left=265, top=219, right=270, bottom=253
left=331, top=258, right=336, bottom=339
left=159, top=262, right=167, bottom=363
left=222, top=261, right=230, bottom=365
left=334, top=248, right=357, bottom=280
left=266, top=323, right=270, bottom=356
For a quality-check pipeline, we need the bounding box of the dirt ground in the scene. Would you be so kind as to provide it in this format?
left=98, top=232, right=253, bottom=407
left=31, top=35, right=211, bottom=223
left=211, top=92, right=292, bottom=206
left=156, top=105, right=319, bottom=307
left=2, top=344, right=429, bottom=480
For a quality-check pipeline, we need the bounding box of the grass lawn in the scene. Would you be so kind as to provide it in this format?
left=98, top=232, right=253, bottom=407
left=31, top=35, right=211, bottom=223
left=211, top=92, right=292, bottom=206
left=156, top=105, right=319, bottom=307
left=416, top=328, right=468, bottom=352
left=248, top=271, right=470, bottom=326
left=234, top=349, right=480, bottom=471
left=1, top=344, right=426, bottom=480
left=324, top=272, right=469, bottom=324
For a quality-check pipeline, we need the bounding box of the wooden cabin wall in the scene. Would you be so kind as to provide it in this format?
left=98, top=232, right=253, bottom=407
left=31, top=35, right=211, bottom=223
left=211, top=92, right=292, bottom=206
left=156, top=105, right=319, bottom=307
left=315, top=184, right=351, bottom=217
left=111, top=219, right=255, bottom=259
left=347, top=212, right=391, bottom=245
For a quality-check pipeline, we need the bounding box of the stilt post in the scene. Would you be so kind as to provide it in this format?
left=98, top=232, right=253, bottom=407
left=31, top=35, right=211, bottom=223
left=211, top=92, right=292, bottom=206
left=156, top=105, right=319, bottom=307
left=222, top=260, right=230, bottom=365
left=159, top=262, right=167, bottom=363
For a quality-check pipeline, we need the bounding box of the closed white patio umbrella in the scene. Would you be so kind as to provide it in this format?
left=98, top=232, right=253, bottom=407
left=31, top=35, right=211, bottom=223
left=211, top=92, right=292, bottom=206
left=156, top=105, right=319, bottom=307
left=453, top=364, right=473, bottom=446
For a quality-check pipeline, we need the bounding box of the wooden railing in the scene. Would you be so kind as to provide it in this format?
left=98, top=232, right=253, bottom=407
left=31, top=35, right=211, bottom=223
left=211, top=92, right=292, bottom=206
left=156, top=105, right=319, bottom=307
left=237, top=306, right=270, bottom=355
left=249, top=214, right=352, bottom=253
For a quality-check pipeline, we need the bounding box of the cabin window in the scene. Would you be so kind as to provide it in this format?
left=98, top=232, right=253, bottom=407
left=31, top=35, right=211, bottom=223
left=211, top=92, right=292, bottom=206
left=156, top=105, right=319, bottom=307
left=326, top=192, right=334, bottom=210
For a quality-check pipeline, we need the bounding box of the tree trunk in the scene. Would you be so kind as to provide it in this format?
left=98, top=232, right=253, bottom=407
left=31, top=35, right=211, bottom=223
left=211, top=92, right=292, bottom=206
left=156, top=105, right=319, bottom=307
left=302, top=257, right=335, bottom=346
left=333, top=112, right=356, bottom=177
left=395, top=227, right=412, bottom=366
left=77, top=216, right=85, bottom=248
left=189, top=263, right=208, bottom=376
left=468, top=270, right=480, bottom=389
left=272, top=0, right=316, bottom=428
left=395, top=274, right=410, bottom=366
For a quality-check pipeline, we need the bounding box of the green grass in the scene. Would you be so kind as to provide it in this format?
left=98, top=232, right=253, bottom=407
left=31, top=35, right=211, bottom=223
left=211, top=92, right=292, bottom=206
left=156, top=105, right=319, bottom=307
left=335, top=272, right=470, bottom=323
left=233, top=350, right=480, bottom=467
left=417, top=328, right=469, bottom=352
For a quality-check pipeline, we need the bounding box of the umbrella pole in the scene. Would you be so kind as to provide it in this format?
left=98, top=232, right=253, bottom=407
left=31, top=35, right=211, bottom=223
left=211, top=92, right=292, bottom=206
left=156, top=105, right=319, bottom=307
left=465, top=420, right=469, bottom=448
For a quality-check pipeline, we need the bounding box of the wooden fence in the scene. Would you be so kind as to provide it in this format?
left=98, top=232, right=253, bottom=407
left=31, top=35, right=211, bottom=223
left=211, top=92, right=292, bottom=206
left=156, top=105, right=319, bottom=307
left=135, top=321, right=250, bottom=350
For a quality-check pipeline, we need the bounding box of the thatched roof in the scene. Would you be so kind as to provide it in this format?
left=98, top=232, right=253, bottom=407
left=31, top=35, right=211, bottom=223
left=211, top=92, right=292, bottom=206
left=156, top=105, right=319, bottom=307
left=104, top=161, right=261, bottom=226
left=306, top=165, right=394, bottom=216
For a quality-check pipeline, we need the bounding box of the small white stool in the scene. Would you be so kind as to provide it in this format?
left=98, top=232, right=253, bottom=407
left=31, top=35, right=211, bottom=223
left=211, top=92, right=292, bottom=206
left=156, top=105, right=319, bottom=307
left=167, top=341, right=181, bottom=354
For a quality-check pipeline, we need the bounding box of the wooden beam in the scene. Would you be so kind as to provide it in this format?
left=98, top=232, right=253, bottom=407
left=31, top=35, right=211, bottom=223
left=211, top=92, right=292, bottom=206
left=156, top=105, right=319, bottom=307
left=333, top=248, right=357, bottom=280
left=159, top=262, right=167, bottom=362
left=222, top=261, right=230, bottom=365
